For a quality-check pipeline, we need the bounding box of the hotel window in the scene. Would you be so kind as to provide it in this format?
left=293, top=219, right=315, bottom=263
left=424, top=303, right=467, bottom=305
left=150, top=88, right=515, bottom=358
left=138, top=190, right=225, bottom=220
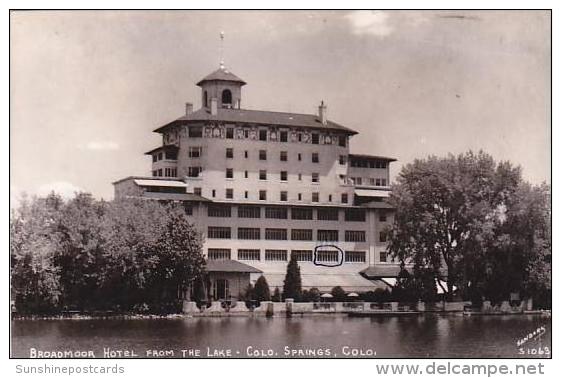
left=152, top=170, right=157, bottom=177
left=238, top=205, right=261, bottom=218
left=345, top=251, right=366, bottom=263
left=226, top=148, right=234, bottom=159
left=280, top=171, right=288, bottom=181
left=265, top=228, right=288, bottom=240
left=339, top=155, right=347, bottom=165
left=238, top=249, right=260, bottom=261
left=212, top=189, right=216, bottom=198
left=152, top=155, right=157, bottom=163
left=291, top=207, right=313, bottom=220
left=298, top=133, right=303, bottom=142
left=280, top=131, right=288, bottom=142
left=317, top=208, right=338, bottom=221
left=265, top=207, right=288, bottom=219
left=369, top=178, right=376, bottom=186
left=341, top=193, right=348, bottom=204
left=316, top=250, right=339, bottom=262
left=189, top=126, right=203, bottom=138
left=298, top=193, right=302, bottom=201
left=265, top=250, right=288, bottom=261
left=328, top=195, right=332, bottom=202
left=298, top=173, right=302, bottom=181
left=226, top=127, right=234, bottom=139
left=292, top=250, right=313, bottom=262
left=291, top=229, right=313, bottom=241
left=345, top=230, right=366, bottom=242
left=280, top=151, right=288, bottom=161
left=244, top=191, right=249, bottom=199
left=375, top=178, right=381, bottom=186
left=207, top=227, right=231, bottom=239
left=312, top=173, right=319, bottom=183
left=379, top=212, right=387, bottom=222
left=312, top=153, right=319, bottom=163
left=237, top=228, right=261, bottom=240
left=184, top=204, right=193, bottom=216
left=355, top=177, right=363, bottom=186
left=379, top=231, right=387, bottom=243
left=244, top=129, right=249, bottom=138
left=157, top=169, right=163, bottom=177
left=244, top=171, right=249, bottom=178
left=259, top=150, right=267, bottom=160
left=259, top=190, right=267, bottom=201
left=158, top=152, right=163, bottom=161
left=298, top=153, right=302, bottom=161
left=317, top=230, right=338, bottom=242
left=280, top=191, right=288, bottom=202
left=165, top=150, right=177, bottom=160
left=381, top=179, right=387, bottom=186
left=379, top=251, right=388, bottom=262
left=208, top=204, right=232, bottom=217
left=226, top=168, right=234, bottom=179
left=194, top=187, right=202, bottom=196
left=164, top=168, right=177, bottom=177
left=311, top=133, right=319, bottom=144
left=189, top=146, right=202, bottom=158
left=345, top=209, right=366, bottom=222
left=188, top=167, right=202, bottom=177
left=244, top=150, right=249, bottom=158
left=259, top=129, right=267, bottom=141
left=312, top=192, right=319, bottom=202
left=207, top=248, right=231, bottom=260
left=339, top=135, right=346, bottom=147
left=259, top=170, right=267, bottom=180
left=226, top=188, right=233, bottom=199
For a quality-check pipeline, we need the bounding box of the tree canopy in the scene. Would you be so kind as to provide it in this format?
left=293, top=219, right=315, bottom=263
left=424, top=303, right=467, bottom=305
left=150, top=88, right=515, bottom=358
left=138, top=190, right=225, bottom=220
left=10, top=193, right=205, bottom=314
left=387, top=151, right=550, bottom=305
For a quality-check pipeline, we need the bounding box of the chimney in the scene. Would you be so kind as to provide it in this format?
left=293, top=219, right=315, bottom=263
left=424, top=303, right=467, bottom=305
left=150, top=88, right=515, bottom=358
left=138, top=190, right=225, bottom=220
left=185, top=102, right=193, bottom=115
left=318, top=101, right=327, bottom=125
left=210, top=98, right=218, bottom=115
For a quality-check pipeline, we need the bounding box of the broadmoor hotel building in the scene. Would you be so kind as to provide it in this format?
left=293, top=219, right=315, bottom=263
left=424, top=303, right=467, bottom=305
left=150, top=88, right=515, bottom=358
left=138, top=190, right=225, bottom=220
left=113, top=62, right=402, bottom=300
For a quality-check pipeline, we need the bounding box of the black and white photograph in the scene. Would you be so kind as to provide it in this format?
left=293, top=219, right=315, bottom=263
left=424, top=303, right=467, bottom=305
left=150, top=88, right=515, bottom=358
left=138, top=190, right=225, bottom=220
left=8, top=8, right=552, bottom=369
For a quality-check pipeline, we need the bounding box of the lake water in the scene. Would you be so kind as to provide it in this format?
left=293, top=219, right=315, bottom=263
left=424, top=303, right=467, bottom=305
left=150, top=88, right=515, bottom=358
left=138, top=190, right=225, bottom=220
left=11, top=314, right=551, bottom=358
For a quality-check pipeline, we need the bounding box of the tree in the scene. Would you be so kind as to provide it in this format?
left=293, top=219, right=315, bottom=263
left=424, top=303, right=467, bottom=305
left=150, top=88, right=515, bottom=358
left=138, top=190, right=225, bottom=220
left=283, top=255, right=302, bottom=301
left=272, top=287, right=281, bottom=302
left=302, top=287, right=320, bottom=302
left=331, top=286, right=346, bottom=302
left=253, top=276, right=271, bottom=301
left=388, top=151, right=550, bottom=304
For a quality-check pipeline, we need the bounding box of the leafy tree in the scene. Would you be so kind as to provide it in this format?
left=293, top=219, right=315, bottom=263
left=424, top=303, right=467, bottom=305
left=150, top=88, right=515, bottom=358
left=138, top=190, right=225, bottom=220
left=331, top=286, right=346, bottom=302
left=283, top=255, right=302, bottom=301
left=253, top=276, right=271, bottom=301
left=302, top=287, right=321, bottom=302
left=388, top=151, right=522, bottom=300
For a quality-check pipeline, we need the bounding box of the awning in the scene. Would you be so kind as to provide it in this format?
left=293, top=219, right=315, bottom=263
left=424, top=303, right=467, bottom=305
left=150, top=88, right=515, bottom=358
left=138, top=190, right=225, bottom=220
left=355, top=189, right=391, bottom=198
left=206, top=260, right=262, bottom=274
left=134, top=179, right=188, bottom=188
left=360, top=265, right=403, bottom=279
left=261, top=273, right=388, bottom=293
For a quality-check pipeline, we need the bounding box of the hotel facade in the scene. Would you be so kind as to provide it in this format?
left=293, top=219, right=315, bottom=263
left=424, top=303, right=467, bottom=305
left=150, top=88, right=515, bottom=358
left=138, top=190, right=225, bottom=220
left=113, top=64, right=401, bottom=300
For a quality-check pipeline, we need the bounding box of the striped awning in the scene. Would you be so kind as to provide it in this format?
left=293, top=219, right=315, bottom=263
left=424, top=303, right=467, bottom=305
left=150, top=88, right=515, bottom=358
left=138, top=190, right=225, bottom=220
left=355, top=189, right=390, bottom=198
left=261, top=273, right=388, bottom=293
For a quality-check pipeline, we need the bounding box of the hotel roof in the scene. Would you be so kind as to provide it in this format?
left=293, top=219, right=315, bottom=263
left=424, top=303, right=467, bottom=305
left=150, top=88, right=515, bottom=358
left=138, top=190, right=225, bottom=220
left=206, top=260, right=262, bottom=273
left=349, top=153, right=398, bottom=162
left=154, top=107, right=358, bottom=134
left=196, top=67, right=246, bottom=86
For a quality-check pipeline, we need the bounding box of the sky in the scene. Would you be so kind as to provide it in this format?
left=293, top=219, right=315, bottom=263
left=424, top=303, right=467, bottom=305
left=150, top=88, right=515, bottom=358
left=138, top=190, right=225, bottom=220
left=10, top=10, right=551, bottom=202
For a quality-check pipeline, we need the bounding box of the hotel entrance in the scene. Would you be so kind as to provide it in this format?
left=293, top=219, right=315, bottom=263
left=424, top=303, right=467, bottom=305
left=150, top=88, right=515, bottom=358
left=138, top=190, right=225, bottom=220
left=213, top=279, right=229, bottom=300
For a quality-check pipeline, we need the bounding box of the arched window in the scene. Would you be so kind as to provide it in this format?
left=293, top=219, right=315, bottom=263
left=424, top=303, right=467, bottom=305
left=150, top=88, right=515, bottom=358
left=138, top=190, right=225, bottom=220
left=221, top=89, right=232, bottom=106
left=203, top=91, right=208, bottom=107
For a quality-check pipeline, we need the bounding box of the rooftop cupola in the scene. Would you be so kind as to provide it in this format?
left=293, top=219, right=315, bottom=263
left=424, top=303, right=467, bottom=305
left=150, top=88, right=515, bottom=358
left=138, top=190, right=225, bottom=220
left=197, top=32, right=245, bottom=110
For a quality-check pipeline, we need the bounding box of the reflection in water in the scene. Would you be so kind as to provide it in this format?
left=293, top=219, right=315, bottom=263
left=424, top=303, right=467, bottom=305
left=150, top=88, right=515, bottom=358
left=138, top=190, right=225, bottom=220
left=11, top=315, right=551, bottom=358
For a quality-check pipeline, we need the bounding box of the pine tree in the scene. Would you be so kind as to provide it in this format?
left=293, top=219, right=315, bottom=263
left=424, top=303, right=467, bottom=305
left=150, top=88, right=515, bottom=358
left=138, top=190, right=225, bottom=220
left=253, top=276, right=271, bottom=301
left=282, top=255, right=302, bottom=301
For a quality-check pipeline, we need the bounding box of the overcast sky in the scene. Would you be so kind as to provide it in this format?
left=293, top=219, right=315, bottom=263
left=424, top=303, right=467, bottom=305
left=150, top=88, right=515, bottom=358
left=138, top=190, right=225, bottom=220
left=10, top=10, right=551, bottom=201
